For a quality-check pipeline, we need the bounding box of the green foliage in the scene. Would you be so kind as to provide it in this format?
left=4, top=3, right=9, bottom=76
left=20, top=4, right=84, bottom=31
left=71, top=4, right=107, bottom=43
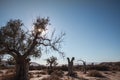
left=0, top=17, right=65, bottom=60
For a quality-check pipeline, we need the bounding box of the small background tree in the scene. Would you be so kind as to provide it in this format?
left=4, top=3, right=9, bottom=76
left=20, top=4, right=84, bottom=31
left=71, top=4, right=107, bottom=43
left=78, top=59, right=87, bottom=74
left=46, top=56, right=58, bottom=74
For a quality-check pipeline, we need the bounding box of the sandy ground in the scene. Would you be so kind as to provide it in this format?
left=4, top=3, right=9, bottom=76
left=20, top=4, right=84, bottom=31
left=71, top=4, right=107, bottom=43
left=75, top=71, right=120, bottom=80
left=0, top=70, right=120, bottom=80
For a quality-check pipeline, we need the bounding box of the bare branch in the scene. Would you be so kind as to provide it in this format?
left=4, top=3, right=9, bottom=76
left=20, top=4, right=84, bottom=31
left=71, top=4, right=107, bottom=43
left=23, top=33, right=39, bottom=58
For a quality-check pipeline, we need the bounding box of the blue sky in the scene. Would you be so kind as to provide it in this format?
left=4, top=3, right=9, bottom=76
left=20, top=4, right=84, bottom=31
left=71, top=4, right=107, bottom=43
left=0, top=0, right=120, bottom=65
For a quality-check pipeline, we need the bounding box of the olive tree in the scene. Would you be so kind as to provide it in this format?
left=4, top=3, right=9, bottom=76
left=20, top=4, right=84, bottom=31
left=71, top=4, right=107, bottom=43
left=0, top=17, right=65, bottom=80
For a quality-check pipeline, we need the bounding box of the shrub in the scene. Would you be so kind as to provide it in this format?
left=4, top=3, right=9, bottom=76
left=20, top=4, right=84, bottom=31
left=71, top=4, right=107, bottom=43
left=60, top=65, right=68, bottom=71
left=0, top=70, right=3, bottom=74
left=1, top=74, right=15, bottom=80
left=77, top=77, right=88, bottom=80
left=29, top=65, right=46, bottom=70
left=47, top=69, right=54, bottom=75
left=39, top=71, right=47, bottom=75
left=87, top=70, right=104, bottom=77
left=42, top=75, right=62, bottom=80
left=6, top=69, right=14, bottom=74
left=33, top=71, right=47, bottom=75
left=87, top=65, right=109, bottom=71
left=29, top=73, right=34, bottom=78
left=51, top=70, right=64, bottom=77
left=37, top=74, right=41, bottom=77
left=66, top=71, right=77, bottom=77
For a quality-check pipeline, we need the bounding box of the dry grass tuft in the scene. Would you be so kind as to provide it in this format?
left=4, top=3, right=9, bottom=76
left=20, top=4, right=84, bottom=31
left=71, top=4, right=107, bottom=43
left=37, top=74, right=41, bottom=77
left=87, top=70, right=104, bottom=77
left=0, top=71, right=3, bottom=74
left=39, top=71, right=47, bottom=75
left=29, top=72, right=34, bottom=78
left=1, top=74, right=15, bottom=80
left=51, top=70, right=64, bottom=77
left=42, top=75, right=62, bottom=80
left=6, top=69, right=14, bottom=74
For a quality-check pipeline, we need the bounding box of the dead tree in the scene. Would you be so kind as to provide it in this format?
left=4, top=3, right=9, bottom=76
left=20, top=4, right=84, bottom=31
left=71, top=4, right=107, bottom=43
left=78, top=60, right=86, bottom=74
left=67, top=57, right=75, bottom=76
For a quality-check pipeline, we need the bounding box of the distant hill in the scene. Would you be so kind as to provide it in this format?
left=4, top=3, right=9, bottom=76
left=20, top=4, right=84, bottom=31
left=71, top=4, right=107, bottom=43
left=0, top=60, right=41, bottom=67
left=30, top=62, right=41, bottom=66
left=100, top=61, right=120, bottom=66
left=99, top=61, right=120, bottom=71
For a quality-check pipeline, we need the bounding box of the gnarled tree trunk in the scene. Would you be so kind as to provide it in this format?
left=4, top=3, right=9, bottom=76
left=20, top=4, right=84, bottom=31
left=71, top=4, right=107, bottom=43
left=15, top=58, right=30, bottom=80
left=50, top=63, right=52, bottom=70
left=83, top=62, right=86, bottom=74
left=67, top=57, right=75, bottom=76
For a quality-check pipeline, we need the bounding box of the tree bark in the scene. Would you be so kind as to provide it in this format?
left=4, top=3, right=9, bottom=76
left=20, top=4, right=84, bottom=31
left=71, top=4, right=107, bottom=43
left=83, top=62, right=86, bottom=74
left=67, top=57, right=75, bottom=76
left=15, top=58, right=30, bottom=80
left=50, top=63, right=52, bottom=70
